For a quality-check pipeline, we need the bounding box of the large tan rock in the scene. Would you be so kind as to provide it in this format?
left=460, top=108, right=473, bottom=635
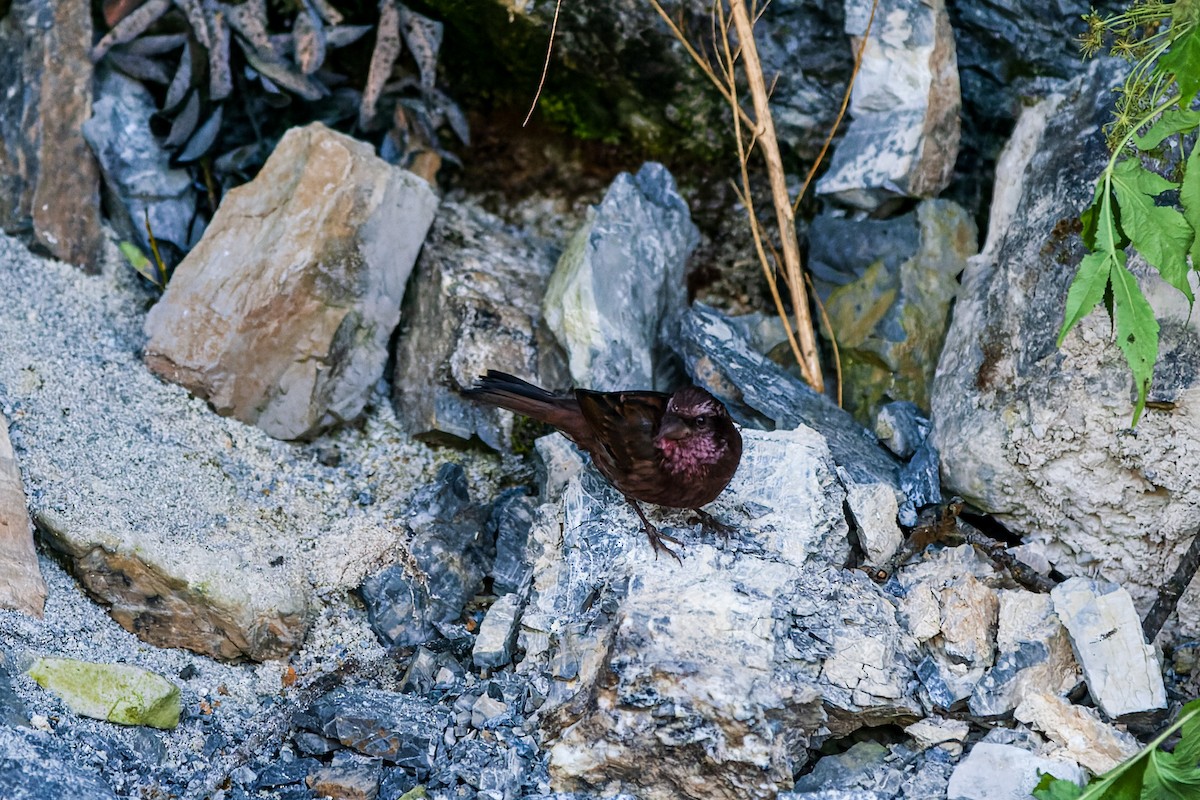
left=144, top=122, right=439, bottom=440
left=0, top=413, right=46, bottom=617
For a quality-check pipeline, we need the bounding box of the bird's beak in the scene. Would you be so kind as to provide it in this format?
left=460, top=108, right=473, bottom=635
left=656, top=417, right=689, bottom=442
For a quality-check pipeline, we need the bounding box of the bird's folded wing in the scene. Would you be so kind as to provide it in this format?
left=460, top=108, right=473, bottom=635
left=575, top=390, right=668, bottom=471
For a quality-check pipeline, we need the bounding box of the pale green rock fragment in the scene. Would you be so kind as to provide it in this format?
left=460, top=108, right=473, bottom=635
left=27, top=656, right=181, bottom=729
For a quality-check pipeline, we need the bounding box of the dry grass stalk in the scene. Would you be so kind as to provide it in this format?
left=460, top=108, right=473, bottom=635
left=650, top=0, right=880, bottom=400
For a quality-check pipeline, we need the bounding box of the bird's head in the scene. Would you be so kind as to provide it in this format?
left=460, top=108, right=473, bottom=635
left=654, top=387, right=740, bottom=473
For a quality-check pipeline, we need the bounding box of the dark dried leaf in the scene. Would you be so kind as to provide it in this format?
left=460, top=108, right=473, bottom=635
left=293, top=0, right=326, bottom=75
left=240, top=42, right=327, bottom=100
left=360, top=0, right=402, bottom=128
left=104, top=0, right=149, bottom=28
left=427, top=86, right=469, bottom=145
left=399, top=7, right=442, bottom=91
left=327, top=24, right=371, bottom=48
left=308, top=0, right=343, bottom=26
left=212, top=142, right=262, bottom=177
left=221, top=0, right=276, bottom=57
left=203, top=0, right=233, bottom=100
left=108, top=50, right=174, bottom=83
left=118, top=33, right=188, bottom=56
left=172, top=0, right=211, bottom=50
left=91, top=0, right=170, bottom=62
left=177, top=105, right=223, bottom=162
left=164, top=90, right=201, bottom=148
left=399, top=96, right=439, bottom=146
left=163, top=41, right=194, bottom=111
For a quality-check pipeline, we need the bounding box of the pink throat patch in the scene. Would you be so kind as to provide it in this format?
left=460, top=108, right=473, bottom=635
left=656, top=435, right=726, bottom=477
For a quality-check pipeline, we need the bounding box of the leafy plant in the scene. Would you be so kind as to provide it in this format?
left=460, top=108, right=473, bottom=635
left=1063, top=0, right=1200, bottom=425
left=1033, top=696, right=1200, bottom=799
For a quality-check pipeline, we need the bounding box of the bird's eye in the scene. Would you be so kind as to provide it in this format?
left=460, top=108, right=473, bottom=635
left=694, top=415, right=709, bottom=428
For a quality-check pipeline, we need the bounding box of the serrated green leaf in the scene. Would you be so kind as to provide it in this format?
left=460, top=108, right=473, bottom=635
left=1157, top=25, right=1200, bottom=106
left=1136, top=110, right=1200, bottom=150
left=1110, top=261, right=1159, bottom=425
left=1181, top=142, right=1200, bottom=273
left=1058, top=250, right=1116, bottom=346
left=1081, top=180, right=1106, bottom=251
left=1033, top=773, right=1084, bottom=800
left=1111, top=160, right=1194, bottom=302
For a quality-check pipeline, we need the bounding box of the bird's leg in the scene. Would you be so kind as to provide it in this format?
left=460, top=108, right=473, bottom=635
left=690, top=507, right=736, bottom=540
left=626, top=499, right=683, bottom=563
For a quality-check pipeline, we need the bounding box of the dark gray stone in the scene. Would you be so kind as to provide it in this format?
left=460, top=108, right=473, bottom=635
left=83, top=68, right=200, bottom=266
left=875, top=401, right=930, bottom=460
left=0, top=725, right=118, bottom=799
left=898, top=439, right=943, bottom=527
left=302, top=688, right=452, bottom=770
left=360, top=463, right=493, bottom=647
left=544, top=163, right=698, bottom=391
left=391, top=200, right=567, bottom=451
left=968, top=641, right=1049, bottom=718
left=489, top=489, right=535, bottom=595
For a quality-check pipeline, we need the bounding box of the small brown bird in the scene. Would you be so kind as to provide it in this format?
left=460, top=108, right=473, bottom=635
left=463, top=370, right=743, bottom=560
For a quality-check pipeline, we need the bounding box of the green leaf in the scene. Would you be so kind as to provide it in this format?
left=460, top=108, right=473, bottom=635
left=1111, top=159, right=1194, bottom=302
left=118, top=241, right=163, bottom=289
left=1180, top=141, right=1200, bottom=273
left=1136, top=110, right=1200, bottom=150
left=1033, top=773, right=1084, bottom=800
left=1081, top=180, right=1106, bottom=250
left=1058, top=250, right=1116, bottom=346
left=1143, top=699, right=1200, bottom=799
left=1157, top=24, right=1200, bottom=106
left=1110, top=261, right=1160, bottom=425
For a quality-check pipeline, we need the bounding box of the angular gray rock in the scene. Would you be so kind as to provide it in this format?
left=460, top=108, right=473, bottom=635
left=931, top=59, right=1200, bottom=638
left=519, top=428, right=919, bottom=799
left=817, top=0, right=961, bottom=211
left=809, top=200, right=977, bottom=423
left=359, top=464, right=493, bottom=648
left=83, top=68, right=199, bottom=264
left=673, top=302, right=902, bottom=490
left=543, top=163, right=698, bottom=391
left=473, top=593, right=522, bottom=669
left=0, top=412, right=46, bottom=617
left=1051, top=577, right=1166, bottom=719
left=946, top=742, right=1083, bottom=800
left=0, top=0, right=104, bottom=269
left=0, top=726, right=118, bottom=799
left=391, top=200, right=567, bottom=450
left=144, top=122, right=439, bottom=440
left=302, top=688, right=452, bottom=769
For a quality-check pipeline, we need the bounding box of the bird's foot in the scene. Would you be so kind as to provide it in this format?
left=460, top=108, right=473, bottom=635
left=646, top=525, right=684, bottom=564
left=690, top=508, right=735, bottom=540
left=627, top=499, right=683, bottom=564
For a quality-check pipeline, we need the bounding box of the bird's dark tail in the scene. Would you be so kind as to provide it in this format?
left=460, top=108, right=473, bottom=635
left=461, top=370, right=583, bottom=432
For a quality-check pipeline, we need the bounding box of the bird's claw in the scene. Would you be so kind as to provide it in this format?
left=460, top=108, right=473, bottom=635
left=690, top=508, right=735, bottom=540
left=647, top=526, right=684, bottom=564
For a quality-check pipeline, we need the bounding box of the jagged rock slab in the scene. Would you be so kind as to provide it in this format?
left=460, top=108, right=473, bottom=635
left=817, top=0, right=960, bottom=211
left=145, top=122, right=439, bottom=440
left=543, top=163, right=698, bottom=391
left=519, top=428, right=919, bottom=799
left=0, top=0, right=104, bottom=269
left=932, top=58, right=1200, bottom=638
left=391, top=199, right=567, bottom=450
left=1013, top=689, right=1139, bottom=774
left=301, top=688, right=452, bottom=769
left=0, top=412, right=46, bottom=617
left=0, top=233, right=443, bottom=661
left=1051, top=577, right=1166, bottom=718
left=673, top=302, right=902, bottom=490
